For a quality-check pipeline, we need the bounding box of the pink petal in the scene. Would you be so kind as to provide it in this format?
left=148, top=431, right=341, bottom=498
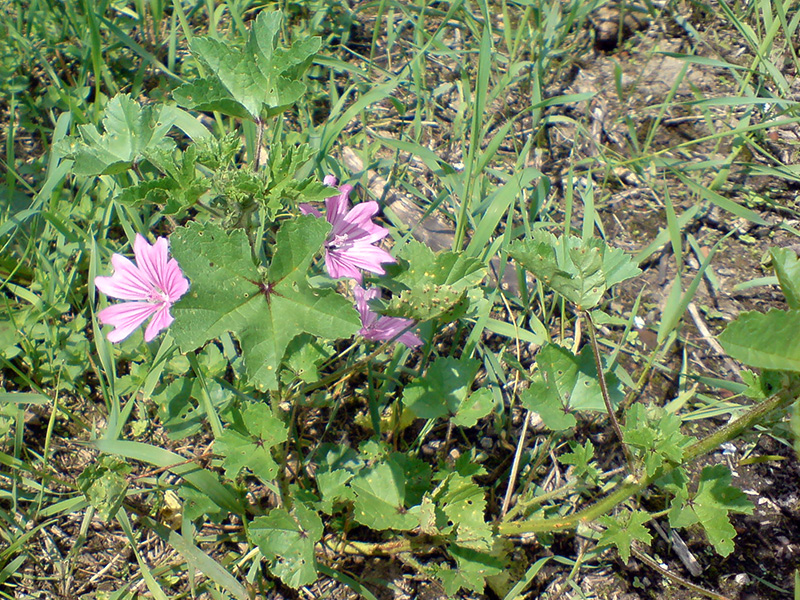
left=325, top=251, right=364, bottom=282
left=98, top=302, right=160, bottom=343
left=143, top=303, right=175, bottom=342
left=134, top=235, right=169, bottom=288
left=299, top=204, right=323, bottom=218
left=160, top=258, right=190, bottom=301
left=95, top=254, right=154, bottom=300
left=323, top=175, right=338, bottom=186
left=324, top=184, right=354, bottom=230
left=333, top=244, right=396, bottom=275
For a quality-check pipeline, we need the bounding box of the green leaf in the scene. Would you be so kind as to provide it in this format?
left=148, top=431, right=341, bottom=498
left=214, top=402, right=288, bottom=482
left=622, top=404, right=693, bottom=478
left=77, top=456, right=131, bottom=522
left=453, top=388, right=494, bottom=428
left=436, top=474, right=492, bottom=550
left=509, top=233, right=640, bottom=309
left=250, top=503, right=323, bottom=588
left=179, top=485, right=227, bottom=523
left=402, top=356, right=480, bottom=420
left=559, top=440, right=600, bottom=481
left=598, top=509, right=653, bottom=564
left=57, top=94, right=176, bottom=175
left=314, top=445, right=363, bottom=514
left=170, top=219, right=360, bottom=389
left=520, top=344, right=623, bottom=431
left=435, top=543, right=506, bottom=595
left=668, top=464, right=753, bottom=556
left=381, top=241, right=486, bottom=321
left=174, top=12, right=321, bottom=120
left=350, top=457, right=420, bottom=531
left=719, top=309, right=800, bottom=372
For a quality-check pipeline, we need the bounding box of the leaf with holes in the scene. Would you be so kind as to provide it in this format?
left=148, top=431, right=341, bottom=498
left=170, top=219, right=360, bottom=390
left=77, top=456, right=131, bottom=522
left=520, top=343, right=622, bottom=431
left=436, top=473, right=492, bottom=550
left=214, top=401, right=288, bottom=482
left=379, top=241, right=486, bottom=321
left=250, top=502, right=323, bottom=588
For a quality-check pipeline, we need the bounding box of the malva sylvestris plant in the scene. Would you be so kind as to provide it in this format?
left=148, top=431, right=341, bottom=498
left=95, top=234, right=189, bottom=343
left=61, top=9, right=800, bottom=597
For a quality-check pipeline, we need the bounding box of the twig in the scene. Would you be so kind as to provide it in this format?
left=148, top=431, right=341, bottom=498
left=687, top=302, right=741, bottom=377
left=630, top=544, right=731, bottom=600
left=501, top=410, right=530, bottom=518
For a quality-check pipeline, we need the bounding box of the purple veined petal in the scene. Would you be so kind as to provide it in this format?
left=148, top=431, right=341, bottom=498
left=299, top=204, right=323, bottom=219
left=98, top=301, right=161, bottom=343
left=324, top=184, right=354, bottom=231
left=134, top=235, right=169, bottom=289
left=333, top=243, right=396, bottom=275
left=143, top=302, right=175, bottom=342
left=95, top=254, right=154, bottom=300
left=340, top=201, right=380, bottom=229
left=325, top=250, right=365, bottom=282
left=159, top=258, right=190, bottom=301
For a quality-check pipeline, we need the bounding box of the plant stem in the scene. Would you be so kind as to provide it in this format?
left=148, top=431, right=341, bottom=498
left=584, top=310, right=634, bottom=471
left=498, top=379, right=800, bottom=536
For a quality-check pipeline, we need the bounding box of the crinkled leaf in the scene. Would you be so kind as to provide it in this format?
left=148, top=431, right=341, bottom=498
left=57, top=94, right=177, bottom=175
left=719, top=309, right=800, bottom=372
left=435, top=543, right=506, bottom=595
left=520, top=343, right=622, bottom=431
left=350, top=457, right=419, bottom=531
left=77, top=456, right=131, bottom=522
left=281, top=334, right=332, bottom=384
left=509, top=232, right=640, bottom=309
left=402, top=356, right=480, bottom=420
left=174, top=12, right=320, bottom=120
left=214, top=402, right=288, bottom=482
left=668, top=464, right=753, bottom=556
left=250, top=503, right=323, bottom=588
left=598, top=509, right=653, bottom=564
left=170, top=219, right=360, bottom=389
left=622, top=404, right=693, bottom=478
left=381, top=241, right=486, bottom=321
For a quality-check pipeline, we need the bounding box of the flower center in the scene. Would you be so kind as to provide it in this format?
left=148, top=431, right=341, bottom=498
left=326, top=234, right=350, bottom=250
left=147, top=286, right=170, bottom=305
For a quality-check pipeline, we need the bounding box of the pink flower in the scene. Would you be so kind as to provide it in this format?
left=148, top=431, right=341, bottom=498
left=95, top=234, right=189, bottom=343
left=300, top=176, right=395, bottom=282
left=354, top=286, right=422, bottom=348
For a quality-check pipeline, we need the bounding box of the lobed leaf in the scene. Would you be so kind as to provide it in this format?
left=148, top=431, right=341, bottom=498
left=170, top=219, right=360, bottom=389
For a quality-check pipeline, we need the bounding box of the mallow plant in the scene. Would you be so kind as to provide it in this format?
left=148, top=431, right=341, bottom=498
left=46, top=9, right=800, bottom=597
